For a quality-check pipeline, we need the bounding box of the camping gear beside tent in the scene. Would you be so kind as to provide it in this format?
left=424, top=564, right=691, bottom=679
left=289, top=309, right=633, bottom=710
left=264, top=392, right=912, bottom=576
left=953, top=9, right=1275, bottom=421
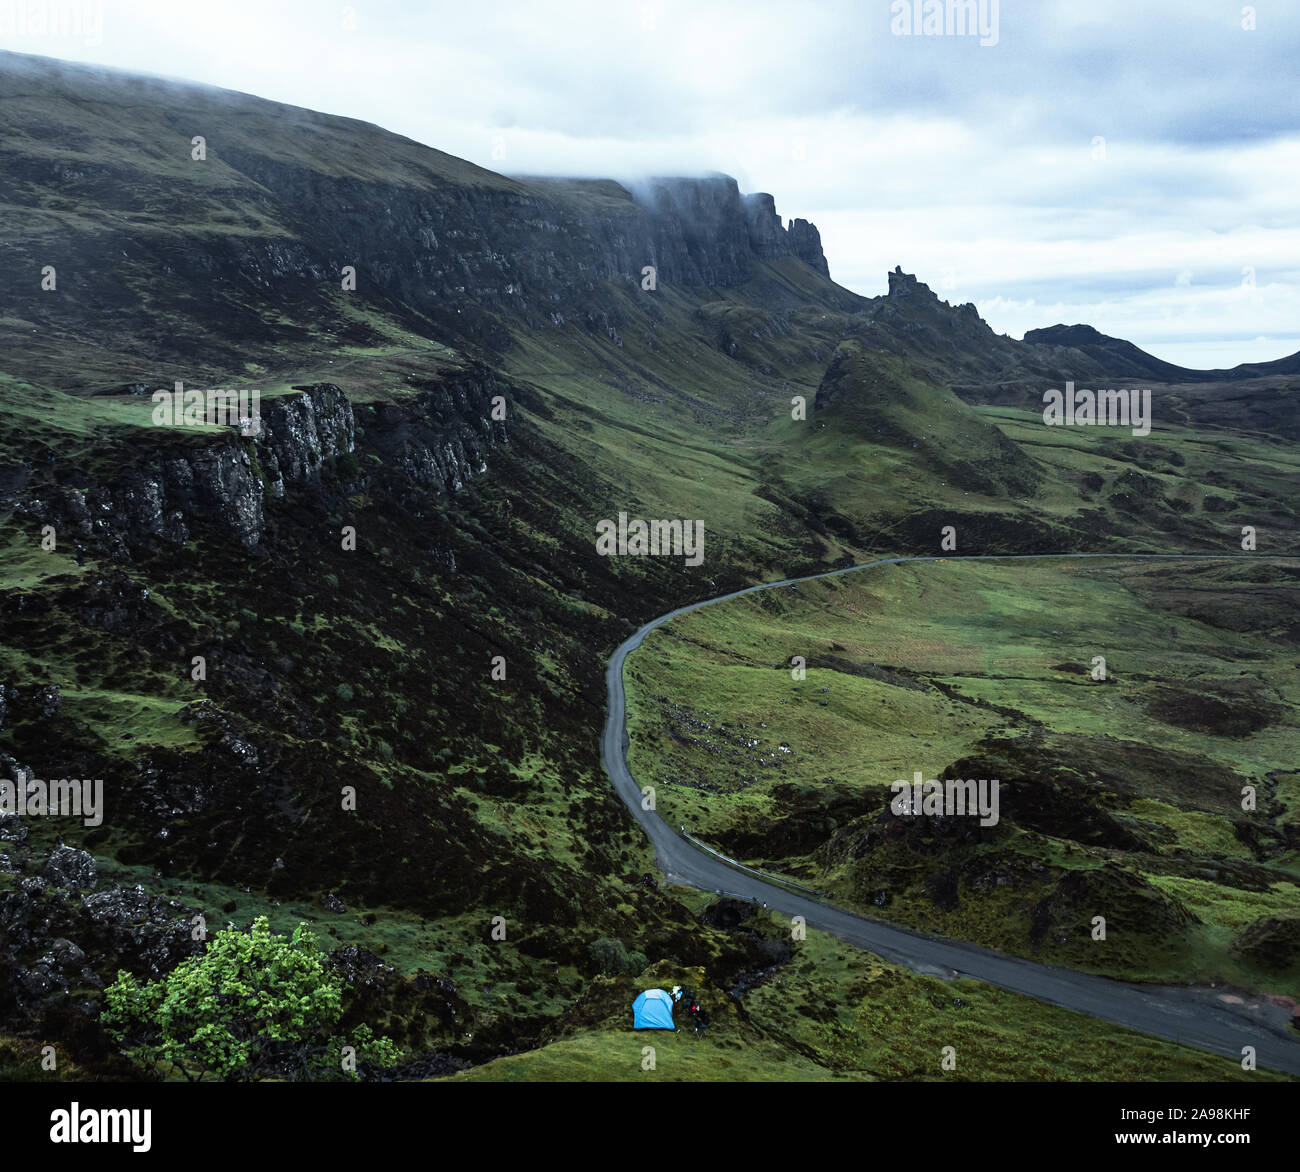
left=632, top=988, right=677, bottom=1030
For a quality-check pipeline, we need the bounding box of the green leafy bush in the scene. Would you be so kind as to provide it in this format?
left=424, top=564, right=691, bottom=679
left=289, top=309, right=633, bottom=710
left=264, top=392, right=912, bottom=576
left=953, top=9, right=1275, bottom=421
left=102, top=917, right=400, bottom=1082
left=588, top=937, right=647, bottom=976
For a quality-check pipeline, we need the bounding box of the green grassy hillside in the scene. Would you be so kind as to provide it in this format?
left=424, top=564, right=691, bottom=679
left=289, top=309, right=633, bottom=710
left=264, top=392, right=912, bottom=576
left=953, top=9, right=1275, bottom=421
left=625, top=557, right=1300, bottom=989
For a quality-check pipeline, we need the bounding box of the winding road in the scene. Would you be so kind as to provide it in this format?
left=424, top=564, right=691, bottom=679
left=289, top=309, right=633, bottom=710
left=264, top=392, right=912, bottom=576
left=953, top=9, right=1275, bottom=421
left=601, top=552, right=1300, bottom=1076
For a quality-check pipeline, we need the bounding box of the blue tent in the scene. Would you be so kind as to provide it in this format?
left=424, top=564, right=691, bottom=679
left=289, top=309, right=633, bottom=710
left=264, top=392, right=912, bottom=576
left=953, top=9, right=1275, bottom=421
left=632, top=988, right=677, bottom=1030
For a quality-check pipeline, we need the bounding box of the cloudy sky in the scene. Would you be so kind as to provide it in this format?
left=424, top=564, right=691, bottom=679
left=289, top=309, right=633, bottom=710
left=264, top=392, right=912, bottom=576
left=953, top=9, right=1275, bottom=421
left=6, top=0, right=1299, bottom=366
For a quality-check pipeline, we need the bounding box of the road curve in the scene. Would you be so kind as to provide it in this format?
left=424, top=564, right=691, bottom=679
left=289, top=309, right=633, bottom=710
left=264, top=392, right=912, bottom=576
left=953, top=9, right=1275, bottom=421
left=601, top=552, right=1300, bottom=1076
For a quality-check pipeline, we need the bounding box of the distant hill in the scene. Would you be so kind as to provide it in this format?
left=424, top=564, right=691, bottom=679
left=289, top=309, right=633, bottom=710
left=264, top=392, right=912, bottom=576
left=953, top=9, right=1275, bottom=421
left=1024, top=322, right=1300, bottom=383
left=812, top=339, right=1041, bottom=498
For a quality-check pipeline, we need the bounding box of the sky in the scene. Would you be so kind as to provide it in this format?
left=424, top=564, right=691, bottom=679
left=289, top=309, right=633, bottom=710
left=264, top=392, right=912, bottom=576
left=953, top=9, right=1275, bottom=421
left=4, top=0, right=1299, bottom=367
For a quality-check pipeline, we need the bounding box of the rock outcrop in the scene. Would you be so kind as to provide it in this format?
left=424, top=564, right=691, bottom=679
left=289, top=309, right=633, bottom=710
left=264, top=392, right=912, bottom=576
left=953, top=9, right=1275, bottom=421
left=12, top=368, right=509, bottom=554
left=257, top=383, right=356, bottom=495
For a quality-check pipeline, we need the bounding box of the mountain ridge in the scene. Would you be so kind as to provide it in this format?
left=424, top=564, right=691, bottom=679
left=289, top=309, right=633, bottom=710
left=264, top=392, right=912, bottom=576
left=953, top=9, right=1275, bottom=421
left=6, top=48, right=1295, bottom=397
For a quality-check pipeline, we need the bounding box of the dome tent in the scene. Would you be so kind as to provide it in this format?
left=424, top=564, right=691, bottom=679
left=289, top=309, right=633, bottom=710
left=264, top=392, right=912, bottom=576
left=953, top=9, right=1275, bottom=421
left=631, top=988, right=677, bottom=1030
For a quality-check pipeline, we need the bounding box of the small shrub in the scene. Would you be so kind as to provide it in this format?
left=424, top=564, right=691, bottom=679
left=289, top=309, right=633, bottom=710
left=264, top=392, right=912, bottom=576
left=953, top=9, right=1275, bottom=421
left=588, top=937, right=628, bottom=976
left=588, top=937, right=647, bottom=976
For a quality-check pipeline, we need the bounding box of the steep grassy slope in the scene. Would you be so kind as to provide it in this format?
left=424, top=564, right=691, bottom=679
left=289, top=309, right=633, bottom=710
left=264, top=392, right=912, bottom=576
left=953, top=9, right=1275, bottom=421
left=0, top=55, right=870, bottom=1078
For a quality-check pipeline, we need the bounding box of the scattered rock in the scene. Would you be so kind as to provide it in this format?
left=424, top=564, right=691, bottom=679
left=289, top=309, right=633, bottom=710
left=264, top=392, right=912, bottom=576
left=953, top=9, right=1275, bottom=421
left=43, top=846, right=97, bottom=891
left=51, top=938, right=86, bottom=967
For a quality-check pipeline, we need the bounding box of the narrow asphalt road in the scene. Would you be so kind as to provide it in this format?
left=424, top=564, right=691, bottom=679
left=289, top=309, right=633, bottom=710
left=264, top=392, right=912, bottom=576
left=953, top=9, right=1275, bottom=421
left=601, top=552, right=1300, bottom=1076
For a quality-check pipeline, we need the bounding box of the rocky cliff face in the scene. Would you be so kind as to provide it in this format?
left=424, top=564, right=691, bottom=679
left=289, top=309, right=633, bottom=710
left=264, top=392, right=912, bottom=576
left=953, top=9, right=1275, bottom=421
left=13, top=369, right=507, bottom=556
left=212, top=155, right=831, bottom=331
left=787, top=218, right=830, bottom=278
left=741, top=191, right=831, bottom=278
left=257, top=383, right=356, bottom=496
left=358, top=365, right=509, bottom=496
left=18, top=444, right=264, bottom=555
left=0, top=53, right=839, bottom=387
